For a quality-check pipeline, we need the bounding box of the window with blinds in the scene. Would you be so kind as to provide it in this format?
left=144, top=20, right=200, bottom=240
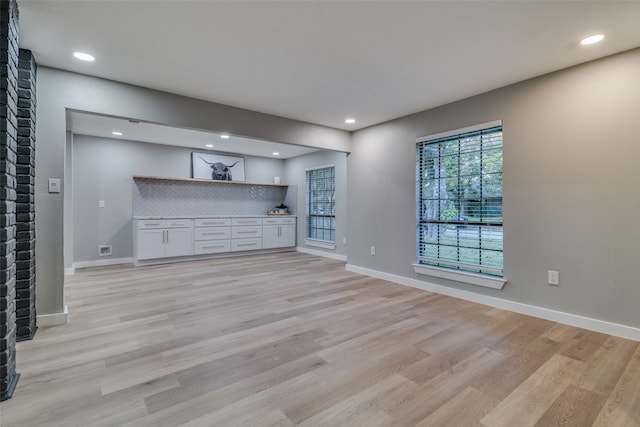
left=306, top=165, right=336, bottom=243
left=416, top=122, right=503, bottom=277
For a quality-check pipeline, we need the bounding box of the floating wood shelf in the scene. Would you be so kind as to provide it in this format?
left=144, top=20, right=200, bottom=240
left=133, top=175, right=289, bottom=187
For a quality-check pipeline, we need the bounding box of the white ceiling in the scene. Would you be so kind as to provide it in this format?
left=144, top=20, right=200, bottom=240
left=17, top=1, right=640, bottom=132
left=69, top=111, right=319, bottom=159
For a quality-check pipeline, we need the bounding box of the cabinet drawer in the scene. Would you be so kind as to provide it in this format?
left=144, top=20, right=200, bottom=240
left=231, top=218, right=262, bottom=226
left=231, top=226, right=262, bottom=239
left=194, top=240, right=231, bottom=254
left=195, top=218, right=230, bottom=227
left=165, top=219, right=192, bottom=228
left=137, top=220, right=166, bottom=229
left=138, top=219, right=192, bottom=229
left=231, top=238, right=262, bottom=252
left=195, top=227, right=231, bottom=241
left=262, top=217, right=296, bottom=225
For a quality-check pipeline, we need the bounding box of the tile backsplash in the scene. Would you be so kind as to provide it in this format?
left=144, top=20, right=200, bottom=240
left=133, top=178, right=297, bottom=217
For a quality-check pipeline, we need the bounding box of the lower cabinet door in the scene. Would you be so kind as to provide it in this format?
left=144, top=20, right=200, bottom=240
left=279, top=225, right=296, bottom=247
left=165, top=228, right=194, bottom=257
left=262, top=225, right=279, bottom=249
left=137, top=229, right=165, bottom=260
left=263, top=225, right=296, bottom=249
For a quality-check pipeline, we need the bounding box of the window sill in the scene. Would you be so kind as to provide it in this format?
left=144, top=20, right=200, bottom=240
left=412, top=264, right=506, bottom=290
left=305, top=239, right=336, bottom=250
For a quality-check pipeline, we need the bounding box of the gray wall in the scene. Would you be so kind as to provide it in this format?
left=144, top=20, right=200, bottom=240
left=71, top=135, right=285, bottom=264
left=349, top=48, right=640, bottom=328
left=36, top=67, right=350, bottom=316
left=284, top=150, right=348, bottom=257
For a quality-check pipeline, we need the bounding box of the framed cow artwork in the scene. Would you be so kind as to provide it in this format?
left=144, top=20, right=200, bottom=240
left=191, top=152, right=246, bottom=182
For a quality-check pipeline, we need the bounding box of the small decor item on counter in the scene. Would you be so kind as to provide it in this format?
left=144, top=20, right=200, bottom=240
left=192, top=152, right=245, bottom=181
left=269, top=203, right=288, bottom=215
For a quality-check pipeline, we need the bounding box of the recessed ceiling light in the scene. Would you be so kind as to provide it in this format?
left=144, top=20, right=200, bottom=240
left=580, top=34, right=605, bottom=46
left=220, top=134, right=230, bottom=139
left=111, top=131, right=123, bottom=136
left=345, top=118, right=356, bottom=124
left=73, top=51, right=95, bottom=62
left=205, top=144, right=214, bottom=148
left=272, top=152, right=280, bottom=156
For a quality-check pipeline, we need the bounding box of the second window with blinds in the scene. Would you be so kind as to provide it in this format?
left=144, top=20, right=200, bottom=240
left=305, top=165, right=336, bottom=248
left=414, top=120, right=505, bottom=288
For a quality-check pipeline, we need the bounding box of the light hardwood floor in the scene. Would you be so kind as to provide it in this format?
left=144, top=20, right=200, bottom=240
left=1, top=252, right=639, bottom=426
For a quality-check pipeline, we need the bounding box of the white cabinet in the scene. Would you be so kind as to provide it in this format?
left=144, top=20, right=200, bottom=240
left=165, top=227, right=194, bottom=257
left=135, top=219, right=194, bottom=260
left=134, top=216, right=296, bottom=264
left=262, top=217, right=296, bottom=249
left=231, top=217, right=263, bottom=252
left=137, top=228, right=165, bottom=260
left=194, top=218, right=231, bottom=255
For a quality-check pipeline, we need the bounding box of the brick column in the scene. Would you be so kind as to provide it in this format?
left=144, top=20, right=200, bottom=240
left=16, top=48, right=36, bottom=341
left=0, top=0, right=20, bottom=401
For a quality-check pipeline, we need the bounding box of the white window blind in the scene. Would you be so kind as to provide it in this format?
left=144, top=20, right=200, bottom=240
left=416, top=123, right=503, bottom=277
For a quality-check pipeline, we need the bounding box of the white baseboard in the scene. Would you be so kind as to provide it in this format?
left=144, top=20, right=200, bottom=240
left=72, top=257, right=133, bottom=270
left=64, top=267, right=75, bottom=276
left=345, top=263, right=640, bottom=342
left=133, top=249, right=295, bottom=267
left=37, top=305, right=68, bottom=327
left=297, top=246, right=347, bottom=262
left=303, top=239, right=337, bottom=250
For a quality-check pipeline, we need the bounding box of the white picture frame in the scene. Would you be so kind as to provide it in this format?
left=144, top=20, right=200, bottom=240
left=192, top=152, right=245, bottom=182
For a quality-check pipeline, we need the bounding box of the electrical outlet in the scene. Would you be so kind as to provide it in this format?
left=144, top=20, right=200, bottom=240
left=343, top=237, right=347, bottom=245
left=548, top=270, right=559, bottom=286
left=99, top=200, right=105, bottom=208
left=370, top=246, right=376, bottom=256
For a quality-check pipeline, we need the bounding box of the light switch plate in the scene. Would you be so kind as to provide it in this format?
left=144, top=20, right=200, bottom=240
left=48, top=178, right=61, bottom=193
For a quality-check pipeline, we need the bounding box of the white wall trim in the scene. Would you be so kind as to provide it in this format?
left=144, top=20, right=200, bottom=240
left=72, top=257, right=133, bottom=270
left=64, top=267, right=75, bottom=276
left=297, top=246, right=347, bottom=262
left=37, top=305, right=68, bottom=327
left=134, top=248, right=295, bottom=267
left=346, top=263, right=640, bottom=342
left=304, top=239, right=336, bottom=250
left=413, top=264, right=506, bottom=289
